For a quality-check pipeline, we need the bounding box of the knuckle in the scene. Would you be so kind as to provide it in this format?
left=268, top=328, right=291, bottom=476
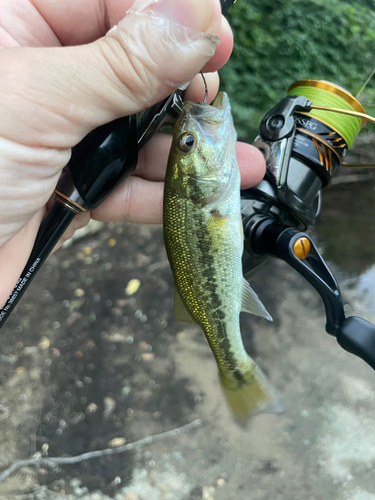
left=98, top=35, right=157, bottom=103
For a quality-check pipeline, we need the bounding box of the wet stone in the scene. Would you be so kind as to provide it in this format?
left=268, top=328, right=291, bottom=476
left=141, top=353, right=154, bottom=362
left=125, top=279, right=141, bottom=296
left=38, top=337, right=50, bottom=350
left=103, top=396, right=117, bottom=417
left=123, top=492, right=140, bottom=500
left=202, top=485, right=216, bottom=500
left=86, top=403, right=98, bottom=414
left=108, top=437, right=126, bottom=448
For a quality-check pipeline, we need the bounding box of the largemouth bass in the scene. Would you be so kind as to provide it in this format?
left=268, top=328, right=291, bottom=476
left=163, top=92, right=279, bottom=422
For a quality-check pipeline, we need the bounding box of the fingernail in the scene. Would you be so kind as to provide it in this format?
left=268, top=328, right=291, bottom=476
left=151, top=0, right=215, bottom=32
left=111, top=0, right=220, bottom=93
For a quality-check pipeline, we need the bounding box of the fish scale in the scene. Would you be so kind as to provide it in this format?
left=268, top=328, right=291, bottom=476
left=163, top=92, right=280, bottom=422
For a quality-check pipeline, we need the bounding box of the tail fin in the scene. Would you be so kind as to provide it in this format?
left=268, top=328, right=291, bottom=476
left=219, top=360, right=283, bottom=424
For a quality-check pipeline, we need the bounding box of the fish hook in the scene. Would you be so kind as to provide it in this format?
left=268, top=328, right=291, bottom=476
left=200, top=72, right=208, bottom=105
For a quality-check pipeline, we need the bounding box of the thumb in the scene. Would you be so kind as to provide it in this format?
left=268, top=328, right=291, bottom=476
left=0, top=0, right=221, bottom=150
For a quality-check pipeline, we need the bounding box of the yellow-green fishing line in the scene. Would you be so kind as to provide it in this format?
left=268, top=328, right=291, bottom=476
left=288, top=85, right=362, bottom=147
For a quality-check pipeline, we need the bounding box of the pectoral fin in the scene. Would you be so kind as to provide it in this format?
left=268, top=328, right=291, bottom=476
left=174, top=286, right=195, bottom=324
left=241, top=278, right=272, bottom=321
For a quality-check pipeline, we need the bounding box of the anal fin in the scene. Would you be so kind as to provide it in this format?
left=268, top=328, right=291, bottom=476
left=241, top=278, right=272, bottom=321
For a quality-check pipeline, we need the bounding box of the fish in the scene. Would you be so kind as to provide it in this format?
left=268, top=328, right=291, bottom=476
left=163, top=91, right=280, bottom=422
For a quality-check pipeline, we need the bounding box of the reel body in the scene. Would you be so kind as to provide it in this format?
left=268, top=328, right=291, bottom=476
left=241, top=80, right=375, bottom=370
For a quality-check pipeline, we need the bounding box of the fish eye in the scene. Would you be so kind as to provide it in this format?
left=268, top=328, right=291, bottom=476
left=178, top=133, right=196, bottom=153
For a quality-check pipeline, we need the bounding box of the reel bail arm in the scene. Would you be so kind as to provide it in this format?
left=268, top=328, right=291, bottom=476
left=248, top=217, right=375, bottom=371
left=259, top=95, right=312, bottom=142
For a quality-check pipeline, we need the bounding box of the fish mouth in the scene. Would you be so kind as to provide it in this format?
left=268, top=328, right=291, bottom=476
left=184, top=92, right=230, bottom=123
left=210, top=92, right=229, bottom=111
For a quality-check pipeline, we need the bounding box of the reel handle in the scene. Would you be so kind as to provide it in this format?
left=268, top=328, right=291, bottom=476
left=337, top=317, right=375, bottom=370
left=248, top=217, right=375, bottom=370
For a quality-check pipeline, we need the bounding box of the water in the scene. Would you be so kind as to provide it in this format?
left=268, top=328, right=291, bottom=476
left=1, top=181, right=375, bottom=499
left=314, top=178, right=375, bottom=311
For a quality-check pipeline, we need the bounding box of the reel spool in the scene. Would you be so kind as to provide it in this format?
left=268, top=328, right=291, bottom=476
left=288, top=80, right=366, bottom=180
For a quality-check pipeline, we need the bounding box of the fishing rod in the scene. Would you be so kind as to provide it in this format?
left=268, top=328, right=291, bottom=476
left=0, top=0, right=235, bottom=328
left=241, top=79, right=375, bottom=371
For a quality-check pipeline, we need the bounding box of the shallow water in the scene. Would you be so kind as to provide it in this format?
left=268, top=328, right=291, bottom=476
left=315, top=180, right=375, bottom=275
left=0, top=180, right=375, bottom=500
left=315, top=179, right=375, bottom=312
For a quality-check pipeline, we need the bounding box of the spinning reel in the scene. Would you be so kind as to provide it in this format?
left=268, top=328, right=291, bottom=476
left=241, top=79, right=375, bottom=370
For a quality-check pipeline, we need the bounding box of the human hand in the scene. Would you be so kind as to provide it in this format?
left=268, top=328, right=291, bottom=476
left=0, top=0, right=265, bottom=305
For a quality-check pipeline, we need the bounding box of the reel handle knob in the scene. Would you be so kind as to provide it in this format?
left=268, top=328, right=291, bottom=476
left=337, top=317, right=375, bottom=370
